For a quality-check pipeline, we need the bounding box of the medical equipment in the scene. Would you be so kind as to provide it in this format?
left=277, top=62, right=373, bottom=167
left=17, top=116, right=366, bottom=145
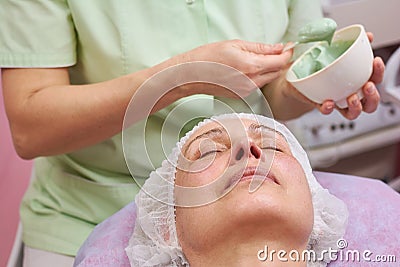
left=320, top=0, right=400, bottom=49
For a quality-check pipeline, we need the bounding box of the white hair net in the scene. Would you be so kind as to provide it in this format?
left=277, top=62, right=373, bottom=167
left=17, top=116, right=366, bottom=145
left=125, top=113, right=348, bottom=267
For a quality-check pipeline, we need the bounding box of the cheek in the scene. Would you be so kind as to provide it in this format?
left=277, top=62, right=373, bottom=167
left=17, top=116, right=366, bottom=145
left=273, top=156, right=314, bottom=240
left=275, top=156, right=313, bottom=213
left=276, top=156, right=310, bottom=193
left=177, top=154, right=230, bottom=187
left=175, top=205, right=218, bottom=252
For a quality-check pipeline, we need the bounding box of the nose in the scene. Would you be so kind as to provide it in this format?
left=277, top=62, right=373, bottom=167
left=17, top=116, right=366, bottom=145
left=232, top=140, right=262, bottom=162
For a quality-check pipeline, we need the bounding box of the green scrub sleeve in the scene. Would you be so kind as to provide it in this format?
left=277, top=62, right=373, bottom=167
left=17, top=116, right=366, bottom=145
left=0, top=0, right=76, bottom=67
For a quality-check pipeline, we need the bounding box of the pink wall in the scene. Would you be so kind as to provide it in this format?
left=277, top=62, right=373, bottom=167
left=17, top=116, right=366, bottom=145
left=0, top=70, right=33, bottom=266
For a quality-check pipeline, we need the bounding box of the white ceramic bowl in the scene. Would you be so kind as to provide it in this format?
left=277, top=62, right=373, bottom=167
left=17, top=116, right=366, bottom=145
left=286, top=24, right=374, bottom=108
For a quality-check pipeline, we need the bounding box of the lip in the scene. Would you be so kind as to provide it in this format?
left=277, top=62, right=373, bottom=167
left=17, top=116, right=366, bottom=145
left=241, top=167, right=279, bottom=184
left=224, top=166, right=280, bottom=191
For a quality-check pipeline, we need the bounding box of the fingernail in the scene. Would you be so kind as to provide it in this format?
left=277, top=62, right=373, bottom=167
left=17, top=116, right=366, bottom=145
left=326, top=103, right=334, bottom=110
left=366, top=84, right=374, bottom=94
left=352, top=98, right=359, bottom=106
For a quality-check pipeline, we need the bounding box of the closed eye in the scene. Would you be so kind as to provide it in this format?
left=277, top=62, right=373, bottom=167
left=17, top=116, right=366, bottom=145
left=262, top=146, right=284, bottom=153
left=199, top=149, right=223, bottom=159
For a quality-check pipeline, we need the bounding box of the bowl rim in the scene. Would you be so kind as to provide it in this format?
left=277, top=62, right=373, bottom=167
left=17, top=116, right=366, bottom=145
left=287, top=24, right=366, bottom=82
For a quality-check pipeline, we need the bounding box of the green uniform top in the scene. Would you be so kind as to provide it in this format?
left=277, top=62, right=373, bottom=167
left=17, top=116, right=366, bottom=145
left=0, top=0, right=322, bottom=255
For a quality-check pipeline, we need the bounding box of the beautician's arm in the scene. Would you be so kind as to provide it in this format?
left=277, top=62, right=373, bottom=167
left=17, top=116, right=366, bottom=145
left=2, top=40, right=291, bottom=159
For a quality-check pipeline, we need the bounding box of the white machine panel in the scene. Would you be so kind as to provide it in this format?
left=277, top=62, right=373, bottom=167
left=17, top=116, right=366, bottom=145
left=321, top=0, right=400, bottom=49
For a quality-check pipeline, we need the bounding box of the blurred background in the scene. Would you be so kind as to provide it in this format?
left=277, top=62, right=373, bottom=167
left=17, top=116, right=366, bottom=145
left=0, top=75, right=32, bottom=267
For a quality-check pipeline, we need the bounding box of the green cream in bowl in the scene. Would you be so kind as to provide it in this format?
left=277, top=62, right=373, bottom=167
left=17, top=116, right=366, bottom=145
left=292, top=39, right=355, bottom=79
left=286, top=24, right=374, bottom=109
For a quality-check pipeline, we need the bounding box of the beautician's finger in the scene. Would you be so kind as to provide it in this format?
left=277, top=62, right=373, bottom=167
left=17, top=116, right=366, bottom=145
left=240, top=41, right=285, bottom=55
left=252, top=51, right=293, bottom=74
left=367, top=32, right=374, bottom=43
left=361, top=82, right=380, bottom=113
left=370, top=57, right=385, bottom=84
left=338, top=94, right=363, bottom=120
left=318, top=100, right=335, bottom=115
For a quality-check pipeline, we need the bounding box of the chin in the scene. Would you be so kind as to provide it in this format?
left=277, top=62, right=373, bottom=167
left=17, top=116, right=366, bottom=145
left=226, top=185, right=285, bottom=218
left=225, top=184, right=312, bottom=231
left=226, top=177, right=283, bottom=202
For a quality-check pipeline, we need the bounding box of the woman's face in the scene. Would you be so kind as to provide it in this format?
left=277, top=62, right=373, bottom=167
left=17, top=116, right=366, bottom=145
left=175, top=117, right=313, bottom=252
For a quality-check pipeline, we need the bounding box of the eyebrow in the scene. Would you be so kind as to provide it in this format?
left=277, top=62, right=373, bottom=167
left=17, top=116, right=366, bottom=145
left=184, top=123, right=286, bottom=155
left=248, top=123, right=285, bottom=139
left=184, top=127, right=225, bottom=155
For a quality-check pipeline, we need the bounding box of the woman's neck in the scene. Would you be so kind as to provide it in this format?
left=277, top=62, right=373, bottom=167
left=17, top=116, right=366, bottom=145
left=184, top=233, right=308, bottom=267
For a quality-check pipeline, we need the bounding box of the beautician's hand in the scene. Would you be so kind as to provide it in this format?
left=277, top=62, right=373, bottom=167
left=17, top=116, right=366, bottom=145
left=175, top=40, right=293, bottom=98
left=318, top=32, right=385, bottom=120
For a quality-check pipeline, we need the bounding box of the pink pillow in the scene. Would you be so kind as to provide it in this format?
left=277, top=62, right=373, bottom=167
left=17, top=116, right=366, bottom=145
left=316, top=171, right=400, bottom=266
left=74, top=172, right=400, bottom=266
